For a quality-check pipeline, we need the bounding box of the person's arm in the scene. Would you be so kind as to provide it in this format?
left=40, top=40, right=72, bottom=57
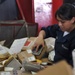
left=32, top=30, right=46, bottom=51
left=38, top=30, right=46, bottom=39
left=33, top=24, right=58, bottom=51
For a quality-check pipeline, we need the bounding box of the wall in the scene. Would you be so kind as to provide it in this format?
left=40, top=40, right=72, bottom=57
left=34, top=0, right=52, bottom=32
left=52, top=0, right=63, bottom=24
left=0, top=0, right=18, bottom=21
left=17, top=0, right=63, bottom=31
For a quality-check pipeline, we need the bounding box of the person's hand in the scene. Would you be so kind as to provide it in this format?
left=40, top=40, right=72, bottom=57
left=32, top=36, right=45, bottom=52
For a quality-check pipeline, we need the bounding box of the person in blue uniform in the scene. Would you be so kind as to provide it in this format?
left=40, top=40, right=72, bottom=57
left=33, top=3, right=75, bottom=67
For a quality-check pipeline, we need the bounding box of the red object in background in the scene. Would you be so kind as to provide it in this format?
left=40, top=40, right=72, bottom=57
left=52, top=0, right=63, bottom=24
left=24, top=41, right=31, bottom=46
left=16, top=0, right=35, bottom=23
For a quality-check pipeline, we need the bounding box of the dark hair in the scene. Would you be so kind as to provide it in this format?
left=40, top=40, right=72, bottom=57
left=63, top=0, right=75, bottom=4
left=55, top=3, right=75, bottom=20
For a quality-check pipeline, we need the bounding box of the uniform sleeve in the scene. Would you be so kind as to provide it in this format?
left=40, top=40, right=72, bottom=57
left=41, top=24, right=59, bottom=38
left=69, top=39, right=75, bottom=67
left=70, top=39, right=75, bottom=51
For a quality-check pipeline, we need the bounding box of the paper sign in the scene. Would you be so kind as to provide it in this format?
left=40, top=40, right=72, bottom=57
left=8, top=38, right=28, bottom=54
left=1, top=72, right=11, bottom=75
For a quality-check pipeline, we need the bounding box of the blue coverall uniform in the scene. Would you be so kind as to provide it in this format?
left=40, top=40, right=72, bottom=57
left=41, top=24, right=75, bottom=67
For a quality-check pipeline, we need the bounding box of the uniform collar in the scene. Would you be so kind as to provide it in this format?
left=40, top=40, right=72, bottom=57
left=67, top=28, right=75, bottom=41
left=63, top=31, right=69, bottom=37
